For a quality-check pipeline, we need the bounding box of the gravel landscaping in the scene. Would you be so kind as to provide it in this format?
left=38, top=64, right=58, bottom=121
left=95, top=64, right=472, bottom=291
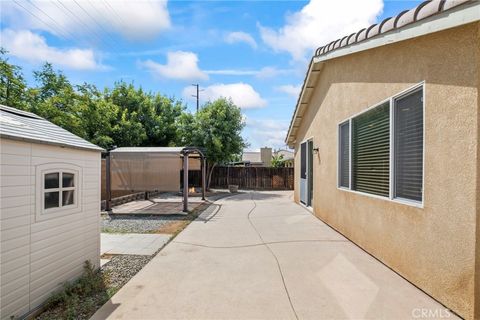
left=34, top=203, right=211, bottom=320
left=101, top=214, right=187, bottom=233
left=102, top=254, right=152, bottom=289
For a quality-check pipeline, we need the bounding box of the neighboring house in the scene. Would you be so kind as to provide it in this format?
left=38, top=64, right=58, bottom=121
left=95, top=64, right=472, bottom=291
left=0, top=105, right=103, bottom=319
left=286, top=1, right=479, bottom=319
left=107, top=147, right=201, bottom=195
left=238, top=147, right=294, bottom=167
left=275, top=149, right=294, bottom=167
left=241, top=147, right=273, bottom=167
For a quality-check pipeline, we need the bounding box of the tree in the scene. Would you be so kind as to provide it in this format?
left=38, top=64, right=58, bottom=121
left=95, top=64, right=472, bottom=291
left=271, top=154, right=285, bottom=168
left=0, top=48, right=28, bottom=110
left=182, top=98, right=247, bottom=188
left=76, top=83, right=118, bottom=149
left=29, top=63, right=85, bottom=138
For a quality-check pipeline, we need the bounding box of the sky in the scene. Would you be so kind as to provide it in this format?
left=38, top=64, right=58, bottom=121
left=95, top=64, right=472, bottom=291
left=0, top=0, right=423, bottom=150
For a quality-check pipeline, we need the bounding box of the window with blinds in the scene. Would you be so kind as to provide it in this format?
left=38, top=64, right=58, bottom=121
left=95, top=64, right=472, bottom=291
left=394, top=89, right=423, bottom=202
left=338, top=121, right=350, bottom=188
left=352, top=102, right=390, bottom=197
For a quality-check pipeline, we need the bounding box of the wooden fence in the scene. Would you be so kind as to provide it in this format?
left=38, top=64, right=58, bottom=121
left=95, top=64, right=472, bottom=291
left=102, top=162, right=294, bottom=200
left=209, top=166, right=294, bottom=190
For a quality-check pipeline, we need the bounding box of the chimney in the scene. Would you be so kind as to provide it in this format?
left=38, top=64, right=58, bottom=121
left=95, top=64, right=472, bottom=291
left=260, top=147, right=272, bottom=167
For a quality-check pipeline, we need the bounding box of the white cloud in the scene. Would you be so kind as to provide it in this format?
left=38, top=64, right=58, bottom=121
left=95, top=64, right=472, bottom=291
left=245, top=118, right=290, bottom=149
left=0, top=29, right=104, bottom=70
left=204, top=66, right=294, bottom=78
left=276, top=84, right=302, bottom=97
left=183, top=83, right=267, bottom=109
left=225, top=31, right=257, bottom=49
left=140, top=51, right=208, bottom=81
left=259, top=0, right=383, bottom=60
left=1, top=0, right=170, bottom=41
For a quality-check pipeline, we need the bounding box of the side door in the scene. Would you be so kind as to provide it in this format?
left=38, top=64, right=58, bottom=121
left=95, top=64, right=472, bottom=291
left=300, top=141, right=307, bottom=204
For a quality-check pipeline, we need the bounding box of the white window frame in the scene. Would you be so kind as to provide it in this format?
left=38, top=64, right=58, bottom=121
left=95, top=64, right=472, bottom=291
left=337, top=82, right=425, bottom=208
left=337, top=120, right=350, bottom=189
left=36, top=163, right=83, bottom=221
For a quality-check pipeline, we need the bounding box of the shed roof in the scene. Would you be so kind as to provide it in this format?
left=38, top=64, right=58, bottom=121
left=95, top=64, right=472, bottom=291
left=0, top=105, right=103, bottom=151
left=285, top=0, right=479, bottom=147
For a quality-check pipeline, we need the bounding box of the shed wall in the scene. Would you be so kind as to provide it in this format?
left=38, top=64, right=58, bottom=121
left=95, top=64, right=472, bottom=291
left=0, top=138, right=101, bottom=319
left=293, top=23, right=479, bottom=318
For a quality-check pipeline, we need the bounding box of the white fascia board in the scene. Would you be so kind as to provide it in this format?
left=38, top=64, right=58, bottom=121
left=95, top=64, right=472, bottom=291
left=314, top=2, right=480, bottom=64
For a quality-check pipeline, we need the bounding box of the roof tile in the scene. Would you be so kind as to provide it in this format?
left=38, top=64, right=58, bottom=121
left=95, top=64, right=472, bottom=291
left=314, top=0, right=473, bottom=58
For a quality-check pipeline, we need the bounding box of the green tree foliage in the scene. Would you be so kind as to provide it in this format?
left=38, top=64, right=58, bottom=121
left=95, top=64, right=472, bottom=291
left=0, top=53, right=247, bottom=172
left=179, top=98, right=247, bottom=186
left=271, top=154, right=285, bottom=168
left=0, top=48, right=28, bottom=110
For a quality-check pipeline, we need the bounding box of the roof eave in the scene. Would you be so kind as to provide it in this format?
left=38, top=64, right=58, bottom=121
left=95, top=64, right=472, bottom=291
left=285, top=1, right=479, bottom=149
left=285, top=59, right=324, bottom=148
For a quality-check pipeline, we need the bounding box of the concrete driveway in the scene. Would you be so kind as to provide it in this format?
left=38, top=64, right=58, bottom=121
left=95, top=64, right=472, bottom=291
left=92, top=191, right=455, bottom=320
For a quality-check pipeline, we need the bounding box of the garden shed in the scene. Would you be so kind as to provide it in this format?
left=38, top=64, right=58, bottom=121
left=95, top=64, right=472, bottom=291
left=0, top=105, right=103, bottom=319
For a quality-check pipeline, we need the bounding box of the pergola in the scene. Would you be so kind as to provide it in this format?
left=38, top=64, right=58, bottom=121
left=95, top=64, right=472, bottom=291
left=104, top=146, right=207, bottom=213
left=180, top=146, right=207, bottom=212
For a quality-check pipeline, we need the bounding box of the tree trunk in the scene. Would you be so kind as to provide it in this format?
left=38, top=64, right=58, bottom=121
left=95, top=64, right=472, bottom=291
left=206, top=162, right=216, bottom=190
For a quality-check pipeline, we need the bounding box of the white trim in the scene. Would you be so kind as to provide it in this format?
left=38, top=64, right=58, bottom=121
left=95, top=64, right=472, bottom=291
left=337, top=82, right=425, bottom=208
left=389, top=96, right=394, bottom=200
left=338, top=187, right=423, bottom=209
left=288, top=2, right=479, bottom=146
left=35, top=162, right=83, bottom=221
left=391, top=82, right=425, bottom=205
left=337, top=120, right=350, bottom=189
left=313, top=2, right=480, bottom=65
left=299, top=136, right=314, bottom=207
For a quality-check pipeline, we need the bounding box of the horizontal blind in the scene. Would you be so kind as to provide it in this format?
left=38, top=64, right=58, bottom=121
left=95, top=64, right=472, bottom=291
left=352, top=102, right=390, bottom=197
left=394, top=89, right=423, bottom=201
left=339, top=121, right=350, bottom=187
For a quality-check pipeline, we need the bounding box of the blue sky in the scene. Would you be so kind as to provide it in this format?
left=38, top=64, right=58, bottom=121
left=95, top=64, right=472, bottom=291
left=0, top=0, right=422, bottom=150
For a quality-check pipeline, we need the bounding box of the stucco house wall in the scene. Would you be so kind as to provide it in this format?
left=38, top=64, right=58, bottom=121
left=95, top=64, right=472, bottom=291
left=293, top=22, right=479, bottom=318
left=0, top=139, right=101, bottom=319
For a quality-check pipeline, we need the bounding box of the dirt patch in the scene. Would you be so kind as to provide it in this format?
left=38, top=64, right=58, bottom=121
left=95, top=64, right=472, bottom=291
left=156, top=220, right=190, bottom=234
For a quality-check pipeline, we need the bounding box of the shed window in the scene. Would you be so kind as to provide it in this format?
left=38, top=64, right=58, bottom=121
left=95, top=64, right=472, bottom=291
left=338, top=121, right=350, bottom=188
left=43, top=171, right=76, bottom=210
left=337, top=83, right=424, bottom=206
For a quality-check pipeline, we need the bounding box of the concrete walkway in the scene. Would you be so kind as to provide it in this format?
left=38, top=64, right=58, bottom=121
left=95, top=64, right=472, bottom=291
left=92, top=191, right=455, bottom=320
left=101, top=233, right=172, bottom=256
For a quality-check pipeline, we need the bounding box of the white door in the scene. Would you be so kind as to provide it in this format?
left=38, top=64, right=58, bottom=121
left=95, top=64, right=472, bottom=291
left=300, top=142, right=307, bottom=204
left=300, top=140, right=313, bottom=206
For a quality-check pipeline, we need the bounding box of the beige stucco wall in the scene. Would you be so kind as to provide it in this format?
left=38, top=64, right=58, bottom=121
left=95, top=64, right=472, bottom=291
left=293, top=22, right=479, bottom=319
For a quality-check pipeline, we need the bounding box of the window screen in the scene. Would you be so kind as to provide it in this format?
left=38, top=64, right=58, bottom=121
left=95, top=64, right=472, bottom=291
left=300, top=142, right=306, bottom=179
left=352, top=103, right=390, bottom=197
left=338, top=121, right=350, bottom=188
left=394, top=89, right=423, bottom=201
